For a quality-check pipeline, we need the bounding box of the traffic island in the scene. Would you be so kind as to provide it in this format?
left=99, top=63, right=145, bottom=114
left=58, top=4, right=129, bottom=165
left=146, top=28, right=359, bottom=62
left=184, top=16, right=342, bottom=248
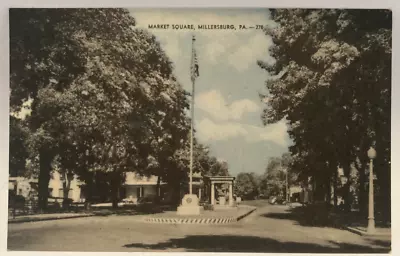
left=143, top=205, right=256, bottom=225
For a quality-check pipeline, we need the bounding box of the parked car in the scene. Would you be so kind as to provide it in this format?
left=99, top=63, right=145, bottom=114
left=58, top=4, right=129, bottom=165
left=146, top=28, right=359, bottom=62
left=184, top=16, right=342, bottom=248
left=268, top=196, right=277, bottom=205
left=121, top=197, right=137, bottom=205
left=269, top=195, right=287, bottom=205
left=137, top=196, right=155, bottom=205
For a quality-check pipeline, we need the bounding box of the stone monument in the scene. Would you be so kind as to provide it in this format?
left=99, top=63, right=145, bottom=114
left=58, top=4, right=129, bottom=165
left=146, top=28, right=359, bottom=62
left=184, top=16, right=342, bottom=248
left=177, top=194, right=201, bottom=215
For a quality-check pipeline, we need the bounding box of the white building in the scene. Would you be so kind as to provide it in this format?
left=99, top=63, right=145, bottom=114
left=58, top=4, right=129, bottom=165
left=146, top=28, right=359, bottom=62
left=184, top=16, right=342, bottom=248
left=9, top=171, right=84, bottom=203
left=9, top=171, right=177, bottom=204
left=122, top=173, right=165, bottom=204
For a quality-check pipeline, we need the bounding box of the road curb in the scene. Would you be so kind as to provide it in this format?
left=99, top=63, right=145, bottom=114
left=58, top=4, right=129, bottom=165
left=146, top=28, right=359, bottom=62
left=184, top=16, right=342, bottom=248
left=8, top=214, right=95, bottom=224
left=343, top=226, right=391, bottom=238
left=236, top=207, right=257, bottom=221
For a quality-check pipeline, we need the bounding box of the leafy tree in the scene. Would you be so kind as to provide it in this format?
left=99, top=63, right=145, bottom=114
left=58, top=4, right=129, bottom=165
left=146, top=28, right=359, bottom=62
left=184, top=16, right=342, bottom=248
left=189, top=141, right=230, bottom=178
left=10, top=8, right=137, bottom=210
left=9, top=116, right=29, bottom=177
left=259, top=153, right=298, bottom=198
left=259, top=9, right=391, bottom=218
left=234, top=172, right=258, bottom=200
left=54, top=15, right=189, bottom=208
left=10, top=8, right=191, bottom=209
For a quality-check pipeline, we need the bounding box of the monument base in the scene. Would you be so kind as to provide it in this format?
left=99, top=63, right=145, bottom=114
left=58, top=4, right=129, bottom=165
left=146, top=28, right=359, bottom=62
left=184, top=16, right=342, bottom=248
left=177, top=205, right=201, bottom=215
left=176, top=194, right=201, bottom=216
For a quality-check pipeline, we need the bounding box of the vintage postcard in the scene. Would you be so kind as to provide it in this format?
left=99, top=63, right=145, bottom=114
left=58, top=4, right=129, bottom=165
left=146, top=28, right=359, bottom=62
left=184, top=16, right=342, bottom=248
left=7, top=8, right=391, bottom=253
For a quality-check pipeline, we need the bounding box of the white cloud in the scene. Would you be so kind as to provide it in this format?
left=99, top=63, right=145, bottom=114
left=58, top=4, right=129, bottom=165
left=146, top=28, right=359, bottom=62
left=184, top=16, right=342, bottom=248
left=128, top=9, right=291, bottom=175
left=196, top=89, right=260, bottom=121
left=228, top=33, right=275, bottom=72
left=204, top=41, right=226, bottom=64
left=162, top=36, right=181, bottom=64
left=197, top=118, right=248, bottom=141
left=197, top=117, right=288, bottom=146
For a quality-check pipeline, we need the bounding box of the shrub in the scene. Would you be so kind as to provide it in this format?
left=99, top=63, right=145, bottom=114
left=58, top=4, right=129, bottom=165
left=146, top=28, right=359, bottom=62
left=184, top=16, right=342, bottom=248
left=203, top=203, right=214, bottom=211
left=63, top=198, right=73, bottom=205
left=9, top=194, right=26, bottom=208
left=94, top=209, right=113, bottom=216
left=304, top=203, right=331, bottom=226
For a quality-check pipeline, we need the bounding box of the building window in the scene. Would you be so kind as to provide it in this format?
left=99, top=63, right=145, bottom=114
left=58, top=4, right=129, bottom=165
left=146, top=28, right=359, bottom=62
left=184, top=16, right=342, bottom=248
left=136, top=187, right=144, bottom=198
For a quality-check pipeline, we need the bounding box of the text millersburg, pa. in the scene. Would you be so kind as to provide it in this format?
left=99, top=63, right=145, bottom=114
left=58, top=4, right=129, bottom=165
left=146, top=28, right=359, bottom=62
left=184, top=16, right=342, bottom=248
left=147, top=24, right=265, bottom=30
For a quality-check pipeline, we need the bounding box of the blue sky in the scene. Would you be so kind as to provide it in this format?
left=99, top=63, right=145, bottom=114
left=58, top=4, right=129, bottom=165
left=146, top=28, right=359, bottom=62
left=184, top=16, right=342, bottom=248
left=129, top=8, right=292, bottom=176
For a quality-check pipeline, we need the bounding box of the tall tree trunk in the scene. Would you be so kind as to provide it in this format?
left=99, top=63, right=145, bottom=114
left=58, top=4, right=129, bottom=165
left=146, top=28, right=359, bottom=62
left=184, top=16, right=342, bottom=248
left=374, top=106, right=391, bottom=224
left=333, top=167, right=338, bottom=209
left=380, top=169, right=391, bottom=224
left=342, top=162, right=351, bottom=213
left=171, top=180, right=181, bottom=206
left=376, top=160, right=391, bottom=224
left=358, top=160, right=367, bottom=217
left=110, top=177, right=118, bottom=209
left=38, top=148, right=53, bottom=212
left=62, top=172, right=73, bottom=210
left=110, top=171, right=121, bottom=209
left=155, top=175, right=161, bottom=204
left=84, top=173, right=94, bottom=210
left=312, top=176, right=316, bottom=203
left=325, top=172, right=332, bottom=209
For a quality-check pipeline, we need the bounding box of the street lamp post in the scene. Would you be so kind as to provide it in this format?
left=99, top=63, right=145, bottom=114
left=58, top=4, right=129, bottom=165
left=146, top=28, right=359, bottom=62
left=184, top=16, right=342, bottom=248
left=367, top=146, right=376, bottom=234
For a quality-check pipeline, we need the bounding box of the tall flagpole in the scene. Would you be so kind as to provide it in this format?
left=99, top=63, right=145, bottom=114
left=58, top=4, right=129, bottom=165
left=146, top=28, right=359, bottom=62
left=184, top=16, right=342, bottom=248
left=189, top=35, right=195, bottom=195
left=177, top=34, right=200, bottom=215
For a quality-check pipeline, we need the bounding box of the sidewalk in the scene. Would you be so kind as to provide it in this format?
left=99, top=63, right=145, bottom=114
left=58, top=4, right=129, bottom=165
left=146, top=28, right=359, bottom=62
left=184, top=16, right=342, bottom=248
left=8, top=212, right=95, bottom=224
left=278, top=205, right=391, bottom=239
left=344, top=226, right=391, bottom=238
left=328, top=212, right=391, bottom=238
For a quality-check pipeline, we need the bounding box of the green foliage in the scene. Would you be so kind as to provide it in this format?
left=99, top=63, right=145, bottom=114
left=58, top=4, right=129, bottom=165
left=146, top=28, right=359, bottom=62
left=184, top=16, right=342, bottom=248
left=259, top=9, right=391, bottom=215
left=234, top=172, right=259, bottom=200
left=9, top=8, right=194, bottom=209
left=203, top=203, right=214, bottom=211
left=9, top=116, right=29, bottom=177
left=177, top=140, right=230, bottom=178
left=259, top=153, right=298, bottom=198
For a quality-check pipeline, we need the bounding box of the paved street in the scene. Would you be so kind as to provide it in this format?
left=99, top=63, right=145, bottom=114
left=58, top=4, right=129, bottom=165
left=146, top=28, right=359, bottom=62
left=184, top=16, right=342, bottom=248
left=8, top=205, right=390, bottom=253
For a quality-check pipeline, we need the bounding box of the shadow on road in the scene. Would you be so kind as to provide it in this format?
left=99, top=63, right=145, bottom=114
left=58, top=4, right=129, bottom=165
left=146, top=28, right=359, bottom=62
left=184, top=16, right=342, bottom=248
left=261, top=206, right=390, bottom=229
left=123, top=234, right=390, bottom=253
left=261, top=209, right=325, bottom=227
left=368, top=239, right=391, bottom=248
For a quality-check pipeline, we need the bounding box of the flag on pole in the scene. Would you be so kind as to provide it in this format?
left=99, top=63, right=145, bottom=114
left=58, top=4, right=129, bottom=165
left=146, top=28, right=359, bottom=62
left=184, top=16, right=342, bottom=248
left=191, top=35, right=199, bottom=82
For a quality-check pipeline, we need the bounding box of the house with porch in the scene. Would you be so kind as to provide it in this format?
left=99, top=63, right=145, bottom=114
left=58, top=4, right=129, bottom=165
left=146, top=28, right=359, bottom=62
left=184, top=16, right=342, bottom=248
left=122, top=173, right=166, bottom=203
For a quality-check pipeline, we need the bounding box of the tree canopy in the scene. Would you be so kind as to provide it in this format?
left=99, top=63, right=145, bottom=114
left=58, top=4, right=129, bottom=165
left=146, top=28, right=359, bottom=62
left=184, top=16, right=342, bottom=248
left=259, top=9, right=391, bottom=218
left=234, top=172, right=259, bottom=200
left=259, top=153, right=298, bottom=198
left=9, top=8, right=197, bottom=209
